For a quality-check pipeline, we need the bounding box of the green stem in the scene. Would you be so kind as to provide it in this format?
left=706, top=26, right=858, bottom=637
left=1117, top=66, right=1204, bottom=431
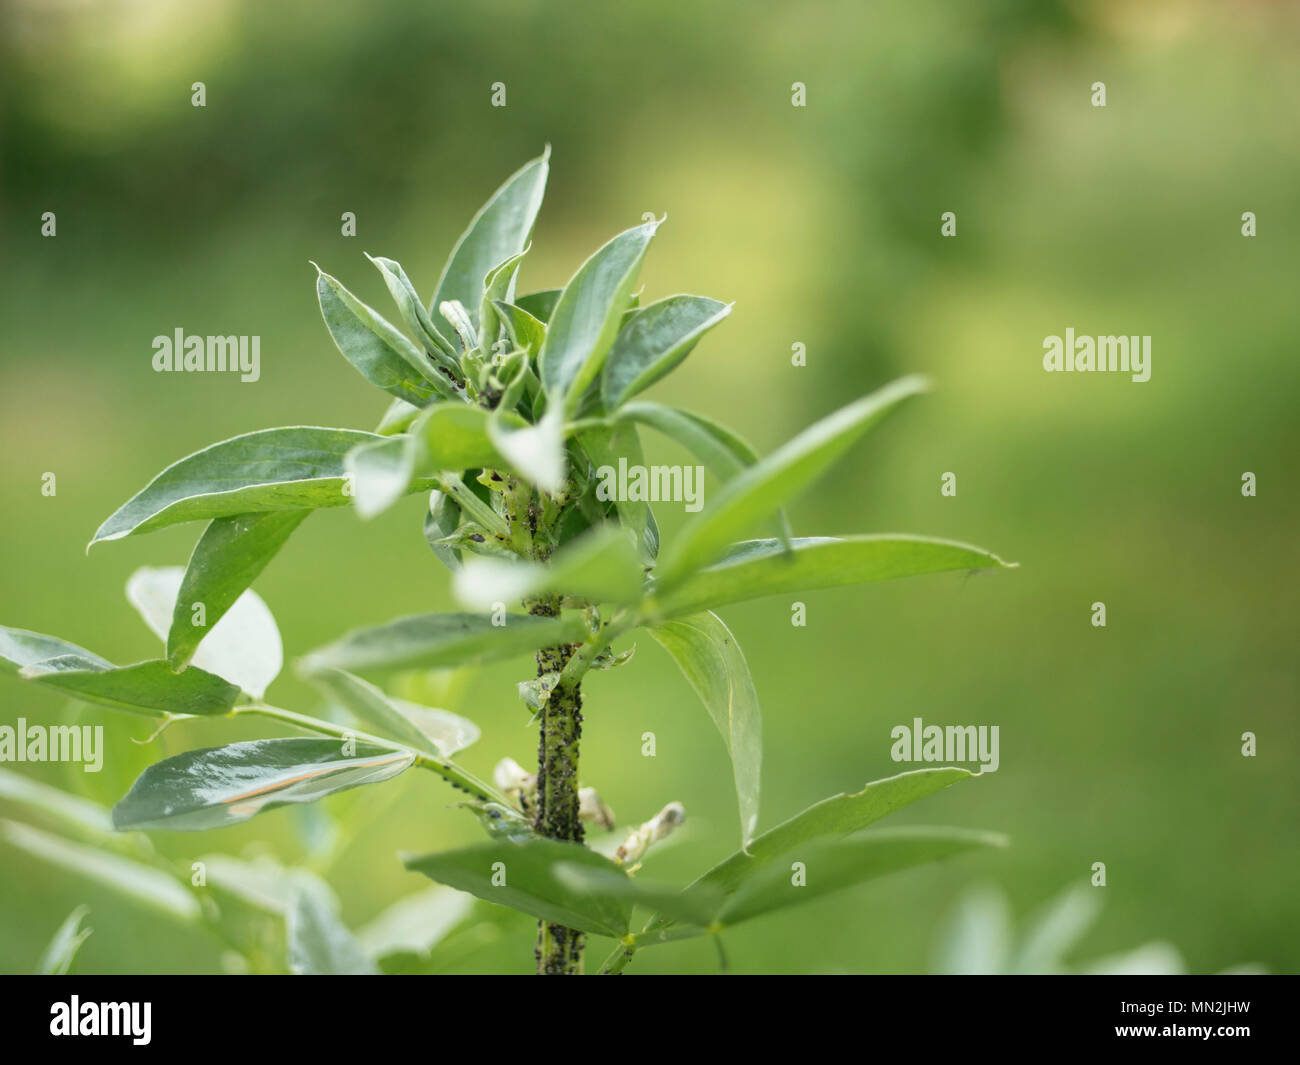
left=439, top=473, right=511, bottom=541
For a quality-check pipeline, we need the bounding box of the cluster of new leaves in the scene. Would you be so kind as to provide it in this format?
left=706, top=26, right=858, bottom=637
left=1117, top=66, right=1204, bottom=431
left=0, top=149, right=1013, bottom=973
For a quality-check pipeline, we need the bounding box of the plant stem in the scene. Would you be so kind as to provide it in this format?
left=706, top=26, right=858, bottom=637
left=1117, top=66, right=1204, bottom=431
left=529, top=593, right=586, bottom=974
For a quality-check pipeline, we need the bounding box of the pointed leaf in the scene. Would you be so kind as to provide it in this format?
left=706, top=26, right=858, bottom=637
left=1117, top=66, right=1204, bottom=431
left=653, top=535, right=1015, bottom=621
left=111, top=738, right=415, bottom=831
left=602, top=296, right=731, bottom=409
left=316, top=267, right=449, bottom=404
left=375, top=396, right=423, bottom=436
left=19, top=658, right=241, bottom=717
left=539, top=220, right=660, bottom=414
left=647, top=611, right=760, bottom=846
left=433, top=150, right=549, bottom=323
left=299, top=612, right=587, bottom=676
left=577, top=421, right=647, bottom=540
left=0, top=626, right=110, bottom=676
left=37, top=906, right=93, bottom=975
left=91, top=426, right=391, bottom=545
left=694, top=767, right=976, bottom=896
left=494, top=300, right=547, bottom=359
left=0, top=766, right=114, bottom=836
left=403, top=838, right=631, bottom=937
left=309, top=668, right=441, bottom=757
left=718, top=826, right=1007, bottom=927
left=513, top=288, right=561, bottom=323
left=344, top=435, right=416, bottom=520
left=412, top=404, right=525, bottom=472
left=366, top=254, right=459, bottom=365
left=128, top=566, right=281, bottom=699
left=167, top=512, right=308, bottom=670
left=654, top=376, right=930, bottom=587
left=615, top=400, right=759, bottom=482
left=552, top=863, right=722, bottom=928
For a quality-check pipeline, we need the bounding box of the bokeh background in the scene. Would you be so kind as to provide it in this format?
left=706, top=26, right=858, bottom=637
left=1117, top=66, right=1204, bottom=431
left=1, top=0, right=1296, bottom=974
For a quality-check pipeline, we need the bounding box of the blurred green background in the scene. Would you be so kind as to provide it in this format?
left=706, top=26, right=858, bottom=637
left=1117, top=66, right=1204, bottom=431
left=1, top=0, right=1296, bottom=975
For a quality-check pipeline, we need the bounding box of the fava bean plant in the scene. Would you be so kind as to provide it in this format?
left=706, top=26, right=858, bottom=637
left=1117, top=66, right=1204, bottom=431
left=0, top=150, right=1014, bottom=975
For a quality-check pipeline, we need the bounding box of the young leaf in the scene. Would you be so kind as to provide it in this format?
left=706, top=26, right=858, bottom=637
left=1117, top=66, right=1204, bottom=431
left=19, top=658, right=242, bottom=718
left=287, top=871, right=378, bottom=975
left=90, top=426, right=393, bottom=545
left=366, top=254, right=459, bottom=367
left=299, top=612, right=588, bottom=676
left=412, top=404, right=526, bottom=473
left=355, top=885, right=475, bottom=961
left=601, top=296, right=732, bottom=410
left=652, top=535, right=1015, bottom=621
left=37, top=905, right=93, bottom=975
left=432, top=148, right=550, bottom=325
left=309, top=667, right=442, bottom=757
left=647, top=611, right=760, bottom=846
left=315, top=267, right=450, bottom=404
left=166, top=513, right=308, bottom=670
left=717, top=826, right=1007, bottom=927
left=128, top=566, right=282, bottom=699
left=538, top=219, right=660, bottom=415
left=693, top=767, right=976, bottom=896
left=654, top=376, right=930, bottom=587
left=452, top=523, right=644, bottom=610
left=513, top=288, right=561, bottom=323
left=403, top=838, right=632, bottom=938
left=111, top=738, right=415, bottom=831
left=478, top=247, right=531, bottom=354
left=2, top=820, right=200, bottom=923
left=0, top=626, right=110, bottom=676
left=493, top=300, right=547, bottom=359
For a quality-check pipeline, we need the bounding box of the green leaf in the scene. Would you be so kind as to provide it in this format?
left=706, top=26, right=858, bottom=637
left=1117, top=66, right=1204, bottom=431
left=493, top=300, right=547, bottom=359
left=654, top=376, right=930, bottom=587
left=299, top=612, right=588, bottom=676
left=90, top=426, right=390, bottom=545
left=166, top=512, right=308, bottom=670
left=111, top=738, right=415, bottom=831
left=488, top=406, right=566, bottom=495
left=412, top=404, right=525, bottom=473
left=344, top=434, right=416, bottom=520
left=647, top=611, right=760, bottom=846
left=2, top=819, right=200, bottom=923
left=19, top=658, right=242, bottom=718
left=552, top=863, right=722, bottom=928
left=452, top=523, right=644, bottom=609
left=127, top=566, right=281, bottom=699
left=577, top=421, right=648, bottom=541
left=423, top=490, right=462, bottom=571
left=403, top=838, right=632, bottom=937
left=652, top=535, right=1015, bottom=621
left=539, top=219, right=660, bottom=415
left=601, top=296, right=731, bottom=410
left=694, top=767, right=976, bottom=896
left=614, top=401, right=760, bottom=483
left=717, top=826, right=1007, bottom=927
left=0, top=766, right=114, bottom=836
left=355, top=885, right=475, bottom=961
left=513, top=288, right=561, bottom=323
left=366, top=254, right=459, bottom=367
left=432, top=149, right=550, bottom=325
left=375, top=396, right=423, bottom=436
left=478, top=247, right=531, bottom=354
left=287, top=871, right=378, bottom=975
left=309, top=667, right=468, bottom=758
left=315, top=267, right=449, bottom=404
left=37, top=905, right=93, bottom=975
left=0, top=626, right=110, bottom=676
